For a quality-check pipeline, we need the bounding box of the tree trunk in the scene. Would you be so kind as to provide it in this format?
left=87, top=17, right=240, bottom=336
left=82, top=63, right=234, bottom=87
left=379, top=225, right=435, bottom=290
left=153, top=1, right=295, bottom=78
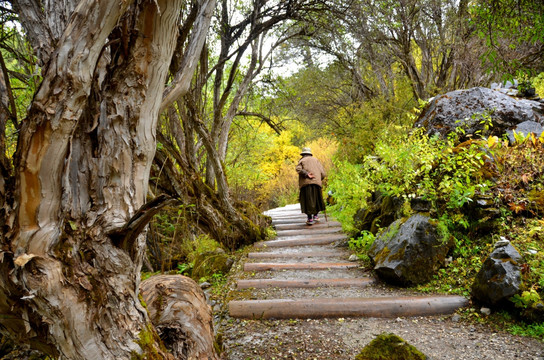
left=0, top=49, right=14, bottom=207
left=152, top=136, right=268, bottom=251
left=1, top=1, right=217, bottom=359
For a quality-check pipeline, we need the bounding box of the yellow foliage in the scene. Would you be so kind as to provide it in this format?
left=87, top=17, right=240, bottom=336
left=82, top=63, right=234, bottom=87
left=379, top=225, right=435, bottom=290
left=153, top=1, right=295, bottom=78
left=257, top=137, right=338, bottom=208
left=259, top=131, right=300, bottom=179
left=487, top=135, right=499, bottom=148
left=226, top=115, right=337, bottom=209
left=303, top=138, right=338, bottom=177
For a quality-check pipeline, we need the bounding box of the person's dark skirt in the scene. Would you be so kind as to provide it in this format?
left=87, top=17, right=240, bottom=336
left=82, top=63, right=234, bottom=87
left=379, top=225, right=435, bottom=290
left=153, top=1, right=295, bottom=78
left=299, top=184, right=326, bottom=215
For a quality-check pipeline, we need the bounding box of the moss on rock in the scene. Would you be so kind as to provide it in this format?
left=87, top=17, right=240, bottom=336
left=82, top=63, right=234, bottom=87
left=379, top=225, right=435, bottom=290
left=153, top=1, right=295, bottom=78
left=355, top=333, right=427, bottom=360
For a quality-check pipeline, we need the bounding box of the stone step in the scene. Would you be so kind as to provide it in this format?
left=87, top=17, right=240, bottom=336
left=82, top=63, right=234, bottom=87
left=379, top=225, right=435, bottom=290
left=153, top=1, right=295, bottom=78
left=270, top=218, right=308, bottom=225
left=247, top=250, right=347, bottom=259
left=272, top=214, right=307, bottom=225
left=248, top=268, right=369, bottom=280
left=265, top=209, right=303, bottom=216
left=276, top=227, right=342, bottom=237
left=264, top=205, right=301, bottom=214
left=236, top=278, right=375, bottom=289
left=244, top=262, right=358, bottom=271
left=274, top=221, right=341, bottom=230
left=228, top=296, right=469, bottom=319
left=255, top=234, right=347, bottom=248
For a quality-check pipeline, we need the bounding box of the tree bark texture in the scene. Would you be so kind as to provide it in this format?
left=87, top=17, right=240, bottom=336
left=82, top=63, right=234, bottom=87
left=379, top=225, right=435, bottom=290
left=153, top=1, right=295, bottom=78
left=1, top=1, right=216, bottom=359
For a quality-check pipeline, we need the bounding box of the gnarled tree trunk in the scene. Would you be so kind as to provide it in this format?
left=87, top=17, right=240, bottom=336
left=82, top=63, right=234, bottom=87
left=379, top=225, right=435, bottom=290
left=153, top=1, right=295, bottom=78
left=0, top=1, right=217, bottom=359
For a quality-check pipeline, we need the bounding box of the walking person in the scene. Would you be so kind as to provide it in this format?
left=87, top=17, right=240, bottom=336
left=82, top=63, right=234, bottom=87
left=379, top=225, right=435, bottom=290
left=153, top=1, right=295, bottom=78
left=296, top=147, right=327, bottom=225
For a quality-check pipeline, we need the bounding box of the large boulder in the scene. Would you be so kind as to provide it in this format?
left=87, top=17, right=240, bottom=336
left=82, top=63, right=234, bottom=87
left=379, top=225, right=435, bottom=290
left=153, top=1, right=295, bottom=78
left=471, top=240, right=522, bottom=306
left=414, top=87, right=544, bottom=139
left=369, top=214, right=452, bottom=286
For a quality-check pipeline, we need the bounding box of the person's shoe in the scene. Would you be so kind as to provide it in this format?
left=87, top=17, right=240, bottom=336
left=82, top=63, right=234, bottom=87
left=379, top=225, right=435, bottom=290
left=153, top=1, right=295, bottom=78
left=306, top=219, right=314, bottom=225
left=313, top=215, right=320, bottom=222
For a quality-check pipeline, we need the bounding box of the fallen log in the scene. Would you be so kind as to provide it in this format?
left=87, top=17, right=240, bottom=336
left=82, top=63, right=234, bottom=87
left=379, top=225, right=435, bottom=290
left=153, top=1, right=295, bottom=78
left=140, top=275, right=219, bottom=360
left=247, top=250, right=346, bottom=258
left=229, top=296, right=469, bottom=319
left=254, top=234, right=347, bottom=248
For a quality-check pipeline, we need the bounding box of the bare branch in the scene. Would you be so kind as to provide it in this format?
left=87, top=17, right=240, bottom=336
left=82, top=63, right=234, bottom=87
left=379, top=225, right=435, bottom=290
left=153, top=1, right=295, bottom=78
left=236, top=111, right=283, bottom=135
left=160, top=0, right=216, bottom=113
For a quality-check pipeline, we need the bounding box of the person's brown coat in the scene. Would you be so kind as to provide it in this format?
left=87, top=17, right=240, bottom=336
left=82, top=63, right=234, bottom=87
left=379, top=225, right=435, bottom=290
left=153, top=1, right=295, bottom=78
left=296, top=155, right=326, bottom=189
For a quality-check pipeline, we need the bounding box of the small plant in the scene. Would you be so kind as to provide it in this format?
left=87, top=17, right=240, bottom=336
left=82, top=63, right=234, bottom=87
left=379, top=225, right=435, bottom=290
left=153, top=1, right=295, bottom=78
left=348, top=231, right=376, bottom=262
left=517, top=72, right=536, bottom=97
left=176, top=263, right=192, bottom=276
left=511, top=288, right=542, bottom=309
left=508, top=322, right=544, bottom=339
left=211, top=272, right=226, bottom=286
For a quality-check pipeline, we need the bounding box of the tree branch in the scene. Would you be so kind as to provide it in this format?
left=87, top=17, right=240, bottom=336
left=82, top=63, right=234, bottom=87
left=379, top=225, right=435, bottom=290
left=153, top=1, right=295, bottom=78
left=236, top=111, right=283, bottom=135
left=109, top=195, right=178, bottom=256
left=160, top=0, right=216, bottom=113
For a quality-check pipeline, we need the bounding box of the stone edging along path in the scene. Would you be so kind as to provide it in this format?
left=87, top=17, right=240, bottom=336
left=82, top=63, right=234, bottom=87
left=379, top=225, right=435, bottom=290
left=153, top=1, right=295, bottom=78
left=227, top=203, right=468, bottom=320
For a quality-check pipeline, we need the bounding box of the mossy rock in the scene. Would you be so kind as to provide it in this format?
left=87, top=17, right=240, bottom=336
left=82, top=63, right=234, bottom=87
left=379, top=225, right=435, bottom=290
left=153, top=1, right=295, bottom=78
left=353, top=193, right=404, bottom=235
left=355, top=333, right=427, bottom=360
left=369, top=214, right=451, bottom=286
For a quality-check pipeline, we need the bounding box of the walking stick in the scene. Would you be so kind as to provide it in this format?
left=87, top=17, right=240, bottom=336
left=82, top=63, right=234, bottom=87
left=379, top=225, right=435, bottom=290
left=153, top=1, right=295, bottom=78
left=323, top=185, right=329, bottom=223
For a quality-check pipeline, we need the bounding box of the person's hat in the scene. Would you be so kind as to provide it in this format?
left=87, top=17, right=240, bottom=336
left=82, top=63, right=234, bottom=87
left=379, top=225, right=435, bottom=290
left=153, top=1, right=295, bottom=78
left=300, top=147, right=312, bottom=155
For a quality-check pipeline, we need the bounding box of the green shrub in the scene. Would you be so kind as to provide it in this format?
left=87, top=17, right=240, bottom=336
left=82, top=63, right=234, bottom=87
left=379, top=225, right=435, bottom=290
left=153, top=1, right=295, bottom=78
left=328, top=127, right=492, bottom=232
left=348, top=231, right=376, bottom=264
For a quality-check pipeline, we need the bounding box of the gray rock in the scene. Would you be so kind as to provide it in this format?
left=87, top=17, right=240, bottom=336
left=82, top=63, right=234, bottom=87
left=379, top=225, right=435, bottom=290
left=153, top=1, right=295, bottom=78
left=200, top=281, right=212, bottom=289
left=490, top=80, right=518, bottom=89
left=494, top=239, right=510, bottom=248
left=410, top=197, right=432, bottom=212
left=480, top=307, right=491, bottom=316
left=505, top=120, right=544, bottom=143
left=414, top=87, right=543, bottom=139
left=471, top=242, right=522, bottom=306
left=349, top=254, right=359, bottom=261
left=369, top=214, right=452, bottom=286
left=353, top=193, right=404, bottom=235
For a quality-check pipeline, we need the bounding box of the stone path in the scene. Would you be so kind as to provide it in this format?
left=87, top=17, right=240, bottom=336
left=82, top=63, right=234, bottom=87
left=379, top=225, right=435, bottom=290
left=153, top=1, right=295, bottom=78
left=220, top=204, right=544, bottom=359
left=227, top=203, right=468, bottom=320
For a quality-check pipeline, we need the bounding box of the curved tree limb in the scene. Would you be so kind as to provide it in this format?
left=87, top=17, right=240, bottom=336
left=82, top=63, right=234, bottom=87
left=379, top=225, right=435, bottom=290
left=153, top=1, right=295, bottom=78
left=160, top=0, right=216, bottom=113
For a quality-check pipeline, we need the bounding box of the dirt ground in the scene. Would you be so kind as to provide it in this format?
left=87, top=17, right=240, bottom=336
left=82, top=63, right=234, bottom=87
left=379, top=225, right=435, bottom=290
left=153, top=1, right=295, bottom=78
left=216, top=299, right=544, bottom=360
